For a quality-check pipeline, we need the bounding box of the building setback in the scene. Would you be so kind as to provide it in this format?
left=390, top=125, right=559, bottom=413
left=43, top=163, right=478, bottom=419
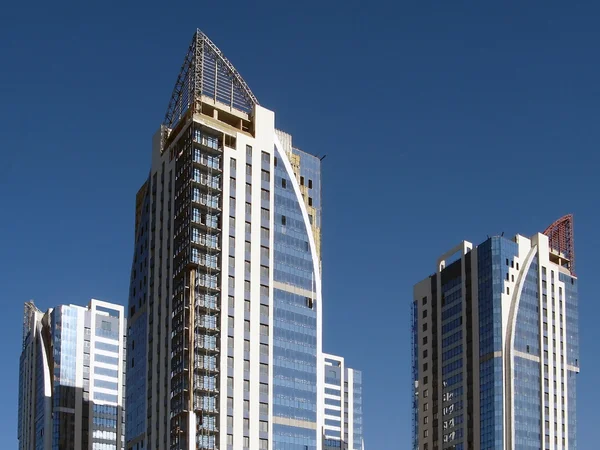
left=125, top=29, right=361, bottom=450
left=322, top=354, right=364, bottom=450
left=412, top=215, right=579, bottom=450
left=18, top=299, right=126, bottom=450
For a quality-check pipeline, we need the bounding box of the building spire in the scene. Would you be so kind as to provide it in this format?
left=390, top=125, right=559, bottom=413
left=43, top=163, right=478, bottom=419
left=163, top=29, right=259, bottom=129
left=542, top=214, right=575, bottom=275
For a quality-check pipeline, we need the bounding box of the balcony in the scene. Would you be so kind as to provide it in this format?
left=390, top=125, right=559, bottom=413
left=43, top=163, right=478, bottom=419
left=193, top=151, right=222, bottom=173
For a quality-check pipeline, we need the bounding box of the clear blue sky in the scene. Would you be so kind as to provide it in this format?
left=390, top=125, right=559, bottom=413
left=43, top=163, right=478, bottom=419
left=1, top=1, right=598, bottom=449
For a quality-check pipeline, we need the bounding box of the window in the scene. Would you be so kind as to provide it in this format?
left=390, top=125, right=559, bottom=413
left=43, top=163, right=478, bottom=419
left=260, top=265, right=269, bottom=278
left=423, top=323, right=427, bottom=332
left=260, top=343, right=268, bottom=355
left=422, top=296, right=427, bottom=305
left=259, top=439, right=268, bottom=450
left=246, top=144, right=252, bottom=158
left=227, top=435, right=233, bottom=445
left=260, top=304, right=269, bottom=316
left=246, top=164, right=252, bottom=176
left=308, top=197, right=313, bottom=206
left=228, top=337, right=234, bottom=349
left=228, top=296, right=235, bottom=308
left=244, top=380, right=250, bottom=392
left=261, top=208, right=269, bottom=221
left=423, top=376, right=428, bottom=385
left=244, top=320, right=250, bottom=332
left=422, top=309, right=428, bottom=319
left=229, top=316, right=234, bottom=328
left=245, top=300, right=251, bottom=312
left=423, top=349, right=428, bottom=358
left=282, top=178, right=287, bottom=188
left=227, top=397, right=233, bottom=409
left=281, top=215, right=286, bottom=226
left=259, top=402, right=268, bottom=415
left=225, top=134, right=236, bottom=148
left=424, top=429, right=428, bottom=438
left=244, top=360, right=250, bottom=372
left=259, top=420, right=268, bottom=432
left=424, top=416, right=429, bottom=424
left=424, top=402, right=428, bottom=411
left=260, top=382, right=268, bottom=394
left=227, top=378, right=233, bottom=390
left=423, top=362, right=428, bottom=372
left=260, top=324, right=269, bottom=336
left=244, top=340, right=250, bottom=352
left=245, top=202, right=251, bottom=215
left=230, top=158, right=237, bottom=171
left=423, top=336, right=428, bottom=345
left=260, top=363, right=268, bottom=375
left=308, top=179, right=313, bottom=188
left=228, top=357, right=234, bottom=368
left=261, top=151, right=269, bottom=163
left=261, top=170, right=270, bottom=182
left=261, top=227, right=269, bottom=240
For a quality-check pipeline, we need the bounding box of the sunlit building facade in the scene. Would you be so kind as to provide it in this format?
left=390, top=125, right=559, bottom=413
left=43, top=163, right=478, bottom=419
left=18, top=299, right=126, bottom=450
left=412, top=216, right=579, bottom=450
left=322, top=354, right=363, bottom=450
left=125, top=29, right=363, bottom=450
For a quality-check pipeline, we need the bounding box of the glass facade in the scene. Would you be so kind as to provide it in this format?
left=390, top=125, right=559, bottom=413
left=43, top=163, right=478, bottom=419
left=415, top=230, right=578, bottom=450
left=561, top=273, right=579, bottom=450
left=19, top=301, right=126, bottom=450
left=478, top=238, right=516, bottom=450
left=352, top=371, right=363, bottom=450
left=126, top=178, right=150, bottom=446
left=440, top=262, right=464, bottom=450
left=272, top=146, right=319, bottom=450
left=513, top=258, right=541, bottom=450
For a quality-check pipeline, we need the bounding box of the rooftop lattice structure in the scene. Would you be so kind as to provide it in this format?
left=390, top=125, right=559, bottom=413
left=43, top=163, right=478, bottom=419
left=543, top=214, right=576, bottom=275
left=163, top=29, right=259, bottom=130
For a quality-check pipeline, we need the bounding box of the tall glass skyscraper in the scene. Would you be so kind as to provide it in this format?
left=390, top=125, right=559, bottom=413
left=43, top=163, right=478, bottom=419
left=18, top=299, right=126, bottom=450
left=125, top=29, right=360, bottom=450
left=412, top=215, right=579, bottom=450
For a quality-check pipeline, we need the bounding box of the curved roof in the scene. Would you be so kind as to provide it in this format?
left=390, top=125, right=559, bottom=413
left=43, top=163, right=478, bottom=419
left=163, top=29, right=259, bottom=128
left=542, top=214, right=575, bottom=274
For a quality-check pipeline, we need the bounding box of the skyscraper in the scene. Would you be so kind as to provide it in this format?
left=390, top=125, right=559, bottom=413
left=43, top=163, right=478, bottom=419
left=18, top=299, right=126, bottom=450
left=322, top=354, right=364, bottom=450
left=126, top=29, right=360, bottom=450
left=412, top=215, right=579, bottom=450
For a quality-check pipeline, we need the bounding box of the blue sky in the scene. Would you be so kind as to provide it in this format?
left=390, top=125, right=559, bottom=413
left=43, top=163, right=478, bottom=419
left=1, top=1, right=599, bottom=449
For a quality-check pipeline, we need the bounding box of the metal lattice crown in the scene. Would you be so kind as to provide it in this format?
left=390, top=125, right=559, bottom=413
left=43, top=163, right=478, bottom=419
left=542, top=214, right=575, bottom=275
left=163, top=29, right=259, bottom=129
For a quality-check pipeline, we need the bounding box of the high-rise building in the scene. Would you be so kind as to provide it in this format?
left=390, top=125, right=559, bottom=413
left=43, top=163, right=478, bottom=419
left=18, top=299, right=126, bottom=450
left=322, top=354, right=364, bottom=450
left=126, top=29, right=361, bottom=450
left=412, top=215, right=579, bottom=450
